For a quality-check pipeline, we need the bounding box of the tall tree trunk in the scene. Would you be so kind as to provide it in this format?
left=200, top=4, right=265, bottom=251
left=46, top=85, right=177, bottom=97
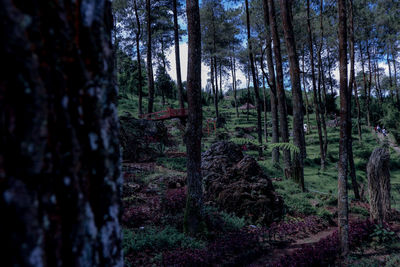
left=173, top=0, right=185, bottom=109
left=260, top=48, right=268, bottom=143
left=387, top=52, right=394, bottom=99
left=348, top=0, right=360, bottom=200
left=245, top=0, right=263, bottom=157
left=307, top=0, right=325, bottom=170
left=184, top=0, right=203, bottom=235
left=210, top=57, right=219, bottom=119
left=247, top=65, right=250, bottom=121
left=231, top=53, right=239, bottom=118
left=348, top=1, right=361, bottom=141
left=280, top=0, right=306, bottom=191
left=367, top=41, right=373, bottom=122
left=134, top=0, right=143, bottom=115
left=374, top=60, right=383, bottom=107
left=146, top=0, right=155, bottom=113
left=0, top=1, right=122, bottom=266
left=377, top=60, right=383, bottom=101
left=161, top=37, right=166, bottom=107
left=262, top=0, right=279, bottom=164
left=302, top=47, right=311, bottom=133
left=392, top=49, right=400, bottom=109
left=214, top=56, right=219, bottom=119
left=360, top=41, right=371, bottom=127
left=268, top=0, right=291, bottom=175
left=219, top=61, right=223, bottom=97
left=338, top=0, right=350, bottom=257
left=317, top=0, right=328, bottom=163
left=327, top=48, right=335, bottom=95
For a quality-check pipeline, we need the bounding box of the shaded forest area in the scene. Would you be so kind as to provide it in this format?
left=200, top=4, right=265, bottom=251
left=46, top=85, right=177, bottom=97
left=1, top=0, right=400, bottom=266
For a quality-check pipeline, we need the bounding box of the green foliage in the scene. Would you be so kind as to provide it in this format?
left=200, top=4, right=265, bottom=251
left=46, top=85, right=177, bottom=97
left=156, top=157, right=187, bottom=172
left=385, top=254, right=400, bottom=267
left=270, top=142, right=300, bottom=155
left=123, top=226, right=206, bottom=255
left=370, top=224, right=397, bottom=247
left=273, top=180, right=317, bottom=215
left=205, top=206, right=246, bottom=231
left=350, top=206, right=370, bottom=217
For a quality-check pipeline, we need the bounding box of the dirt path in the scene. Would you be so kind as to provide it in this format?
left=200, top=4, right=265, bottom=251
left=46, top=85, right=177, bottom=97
left=249, top=226, right=338, bottom=266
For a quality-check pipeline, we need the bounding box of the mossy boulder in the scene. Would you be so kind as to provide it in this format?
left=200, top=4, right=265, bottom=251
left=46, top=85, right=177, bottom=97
left=202, top=141, right=284, bottom=225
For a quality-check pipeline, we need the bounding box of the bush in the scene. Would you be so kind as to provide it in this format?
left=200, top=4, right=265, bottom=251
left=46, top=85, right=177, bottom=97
left=163, top=187, right=187, bottom=214
left=123, top=226, right=205, bottom=255
left=204, top=206, right=246, bottom=232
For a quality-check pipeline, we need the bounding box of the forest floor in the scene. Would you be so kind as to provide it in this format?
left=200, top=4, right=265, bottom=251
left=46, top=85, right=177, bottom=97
left=120, top=94, right=400, bottom=266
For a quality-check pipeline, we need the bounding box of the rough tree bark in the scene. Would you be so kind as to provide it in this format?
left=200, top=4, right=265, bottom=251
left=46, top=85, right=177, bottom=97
left=173, top=0, right=185, bottom=109
left=268, top=0, right=291, bottom=175
left=146, top=0, right=155, bottom=113
left=184, top=0, right=204, bottom=235
left=302, top=47, right=311, bottom=133
left=367, top=147, right=391, bottom=224
left=262, top=0, right=279, bottom=164
left=307, top=0, right=325, bottom=171
left=317, top=0, right=328, bottom=162
left=230, top=51, right=239, bottom=118
left=280, top=0, right=306, bottom=191
left=0, top=1, right=122, bottom=266
left=348, top=0, right=360, bottom=200
left=338, top=0, right=350, bottom=257
left=245, top=0, right=263, bottom=158
left=260, top=48, right=268, bottom=144
left=134, top=0, right=143, bottom=115
left=210, top=57, right=219, bottom=119
left=360, top=41, right=371, bottom=127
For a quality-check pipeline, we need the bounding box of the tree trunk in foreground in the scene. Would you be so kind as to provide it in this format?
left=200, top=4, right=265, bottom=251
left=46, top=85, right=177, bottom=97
left=173, top=0, right=185, bottom=109
left=262, top=0, right=279, bottom=165
left=184, top=0, right=204, bottom=235
left=280, top=0, right=306, bottom=191
left=367, top=147, right=391, bottom=224
left=246, top=0, right=263, bottom=158
left=0, top=1, right=122, bottom=266
left=268, top=0, right=291, bottom=176
left=338, top=0, right=350, bottom=257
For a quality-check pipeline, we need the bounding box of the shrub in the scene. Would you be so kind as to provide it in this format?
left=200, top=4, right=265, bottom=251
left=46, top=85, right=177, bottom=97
left=123, top=226, right=205, bottom=255
left=163, top=187, right=187, bottom=214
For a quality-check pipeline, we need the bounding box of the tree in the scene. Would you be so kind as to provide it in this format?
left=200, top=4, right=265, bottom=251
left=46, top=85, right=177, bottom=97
left=245, top=0, right=263, bottom=158
left=307, top=0, right=325, bottom=171
left=267, top=0, right=291, bottom=176
left=146, top=0, right=155, bottom=113
left=262, top=0, right=279, bottom=165
left=338, top=0, right=350, bottom=257
left=0, top=1, right=122, bottom=266
left=348, top=0, right=361, bottom=200
left=279, top=0, right=306, bottom=191
left=173, top=0, right=185, bottom=109
left=134, top=0, right=144, bottom=115
left=184, top=0, right=204, bottom=235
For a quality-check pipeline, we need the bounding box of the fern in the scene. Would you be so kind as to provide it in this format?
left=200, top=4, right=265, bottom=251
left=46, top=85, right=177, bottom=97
left=269, top=142, right=300, bottom=155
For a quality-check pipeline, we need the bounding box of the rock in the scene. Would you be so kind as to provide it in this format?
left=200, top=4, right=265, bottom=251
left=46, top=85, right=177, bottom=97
left=202, top=141, right=283, bottom=225
left=119, top=113, right=168, bottom=162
